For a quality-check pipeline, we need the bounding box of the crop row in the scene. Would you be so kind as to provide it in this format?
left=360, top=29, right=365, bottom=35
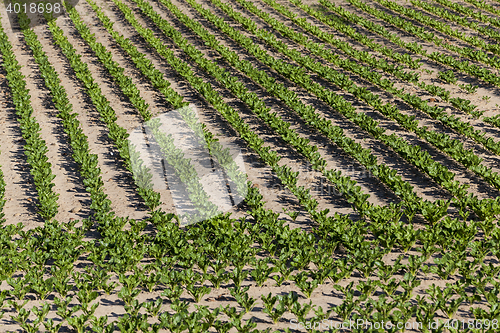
left=372, top=0, right=500, bottom=65
left=277, top=0, right=477, bottom=114
left=326, top=0, right=500, bottom=99
left=0, top=14, right=59, bottom=220
left=0, top=151, right=5, bottom=226
left=191, top=0, right=500, bottom=221
left=64, top=3, right=165, bottom=211
left=465, top=0, right=500, bottom=18
left=412, top=0, right=500, bottom=43
left=2, top=0, right=500, bottom=331
left=222, top=0, right=500, bottom=208
left=276, top=0, right=478, bottom=122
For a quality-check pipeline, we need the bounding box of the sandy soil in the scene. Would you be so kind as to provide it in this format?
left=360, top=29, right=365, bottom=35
left=0, top=0, right=500, bottom=331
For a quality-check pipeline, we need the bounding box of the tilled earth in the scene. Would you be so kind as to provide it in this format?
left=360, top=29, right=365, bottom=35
left=0, top=0, right=500, bottom=331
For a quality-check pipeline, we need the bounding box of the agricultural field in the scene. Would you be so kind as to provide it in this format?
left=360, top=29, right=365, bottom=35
left=1, top=0, right=500, bottom=331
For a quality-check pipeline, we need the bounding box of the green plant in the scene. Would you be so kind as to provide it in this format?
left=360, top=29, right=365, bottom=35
left=250, top=258, right=276, bottom=286
left=282, top=208, right=300, bottom=221
left=459, top=83, right=478, bottom=93
left=229, top=286, right=257, bottom=313
left=292, top=271, right=319, bottom=298
left=438, top=70, right=458, bottom=84
left=185, top=283, right=211, bottom=303
left=161, top=285, right=184, bottom=301
left=261, top=293, right=286, bottom=324
left=54, top=296, right=80, bottom=320
left=144, top=299, right=163, bottom=317
left=67, top=312, right=94, bottom=333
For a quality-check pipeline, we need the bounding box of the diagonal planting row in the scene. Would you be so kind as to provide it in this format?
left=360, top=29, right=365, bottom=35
left=161, top=0, right=500, bottom=218
left=153, top=0, right=489, bottom=227
left=2, top=0, right=500, bottom=330
left=46, top=13, right=155, bottom=224
left=370, top=0, right=500, bottom=66
left=81, top=0, right=500, bottom=327
left=264, top=0, right=480, bottom=117
left=0, top=14, right=59, bottom=221
left=323, top=0, right=500, bottom=99
left=111, top=0, right=500, bottom=268
left=98, top=0, right=451, bottom=276
left=87, top=0, right=382, bottom=280
left=212, top=0, right=500, bottom=206
left=412, top=0, right=500, bottom=43
left=150, top=0, right=437, bottom=217
left=318, top=0, right=500, bottom=132
left=84, top=0, right=346, bottom=271
left=67, top=0, right=245, bottom=219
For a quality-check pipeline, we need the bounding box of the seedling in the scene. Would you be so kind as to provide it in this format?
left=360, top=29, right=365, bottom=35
left=250, top=258, right=276, bottom=287
left=229, top=266, right=249, bottom=288
left=206, top=269, right=230, bottom=289
left=471, top=109, right=485, bottom=118
left=185, top=283, right=211, bottom=303
left=90, top=316, right=109, bottom=333
left=43, top=318, right=63, bottom=333
left=161, top=285, right=184, bottom=302
left=140, top=299, right=161, bottom=319
left=117, top=286, right=141, bottom=306
left=75, top=289, right=99, bottom=315
left=438, top=70, right=457, bottom=84
left=67, top=312, right=94, bottom=333
left=290, top=300, right=312, bottom=323
left=54, top=296, right=79, bottom=320
left=124, top=299, right=143, bottom=317
left=272, top=274, right=285, bottom=287
left=458, top=83, right=478, bottom=94
left=261, top=293, right=286, bottom=323
left=282, top=208, right=300, bottom=221
left=229, top=286, right=257, bottom=313
left=381, top=278, right=400, bottom=296
left=292, top=271, right=319, bottom=298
